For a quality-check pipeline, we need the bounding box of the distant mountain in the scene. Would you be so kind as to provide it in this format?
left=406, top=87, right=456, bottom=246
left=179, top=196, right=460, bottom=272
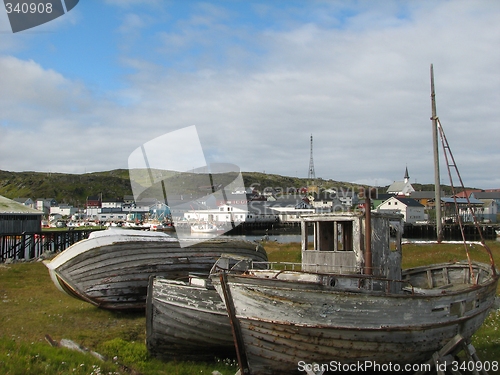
left=0, top=169, right=462, bottom=208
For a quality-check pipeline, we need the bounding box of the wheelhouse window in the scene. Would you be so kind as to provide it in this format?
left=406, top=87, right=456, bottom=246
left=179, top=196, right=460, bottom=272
left=315, top=220, right=353, bottom=251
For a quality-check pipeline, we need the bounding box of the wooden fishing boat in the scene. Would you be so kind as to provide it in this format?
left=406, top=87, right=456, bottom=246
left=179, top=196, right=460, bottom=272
left=213, top=212, right=498, bottom=375
left=146, top=255, right=261, bottom=362
left=44, top=228, right=268, bottom=310
left=146, top=274, right=235, bottom=361
left=211, top=67, right=499, bottom=374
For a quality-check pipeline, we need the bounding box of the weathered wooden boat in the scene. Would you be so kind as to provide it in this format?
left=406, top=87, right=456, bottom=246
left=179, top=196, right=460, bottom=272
left=44, top=228, right=268, bottom=310
left=210, top=67, right=499, bottom=374
left=213, top=211, right=498, bottom=374
left=146, top=255, right=260, bottom=362
left=146, top=274, right=235, bottom=361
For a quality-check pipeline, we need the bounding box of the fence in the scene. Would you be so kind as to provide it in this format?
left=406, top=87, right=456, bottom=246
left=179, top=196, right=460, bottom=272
left=403, top=223, right=497, bottom=241
left=0, top=229, right=102, bottom=262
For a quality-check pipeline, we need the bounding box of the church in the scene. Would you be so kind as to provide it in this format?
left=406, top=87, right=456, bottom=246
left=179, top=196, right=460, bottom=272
left=386, top=167, right=415, bottom=196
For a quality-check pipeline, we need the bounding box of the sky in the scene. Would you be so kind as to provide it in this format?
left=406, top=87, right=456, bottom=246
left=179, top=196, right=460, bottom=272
left=0, top=1, right=499, bottom=190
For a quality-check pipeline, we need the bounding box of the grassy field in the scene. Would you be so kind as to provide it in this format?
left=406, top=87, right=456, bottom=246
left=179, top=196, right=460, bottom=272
left=0, top=240, right=499, bottom=375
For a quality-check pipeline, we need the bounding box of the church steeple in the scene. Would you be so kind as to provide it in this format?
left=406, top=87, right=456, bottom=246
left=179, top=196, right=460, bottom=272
left=404, top=166, right=410, bottom=183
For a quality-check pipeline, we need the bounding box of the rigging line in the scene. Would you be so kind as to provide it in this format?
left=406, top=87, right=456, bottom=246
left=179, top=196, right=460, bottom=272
left=436, top=118, right=474, bottom=282
left=436, top=119, right=496, bottom=277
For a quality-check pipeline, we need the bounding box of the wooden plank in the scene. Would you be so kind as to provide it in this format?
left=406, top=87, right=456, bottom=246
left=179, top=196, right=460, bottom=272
left=442, top=266, right=449, bottom=286
left=219, top=273, right=249, bottom=375
left=427, top=269, right=434, bottom=288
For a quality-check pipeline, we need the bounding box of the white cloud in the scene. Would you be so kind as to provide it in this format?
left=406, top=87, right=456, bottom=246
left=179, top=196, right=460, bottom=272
left=1, top=1, right=499, bottom=190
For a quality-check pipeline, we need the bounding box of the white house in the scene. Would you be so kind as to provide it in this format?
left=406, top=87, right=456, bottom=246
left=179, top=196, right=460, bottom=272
left=102, top=199, right=124, bottom=210
left=183, top=204, right=249, bottom=224
left=36, top=198, right=57, bottom=215
left=307, top=192, right=345, bottom=212
left=478, top=199, right=497, bottom=223
left=470, top=192, right=499, bottom=223
left=258, top=200, right=314, bottom=222
left=265, top=205, right=315, bottom=222
left=377, top=196, right=425, bottom=224
left=50, top=204, right=78, bottom=217
left=97, top=212, right=129, bottom=222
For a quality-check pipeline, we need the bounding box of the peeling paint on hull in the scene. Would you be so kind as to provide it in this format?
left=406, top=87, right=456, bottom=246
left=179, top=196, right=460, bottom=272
left=214, top=262, right=498, bottom=375
left=146, top=276, right=235, bottom=361
left=44, top=229, right=267, bottom=310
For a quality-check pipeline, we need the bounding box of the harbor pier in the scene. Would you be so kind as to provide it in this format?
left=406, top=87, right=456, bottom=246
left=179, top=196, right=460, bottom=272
left=0, top=229, right=102, bottom=262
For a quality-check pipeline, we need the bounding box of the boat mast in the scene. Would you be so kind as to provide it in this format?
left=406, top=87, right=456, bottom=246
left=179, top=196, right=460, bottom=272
left=430, top=64, right=443, bottom=242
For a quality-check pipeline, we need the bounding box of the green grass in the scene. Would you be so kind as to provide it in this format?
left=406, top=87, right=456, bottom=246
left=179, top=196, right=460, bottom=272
left=1, top=241, right=499, bottom=374
left=0, top=262, right=238, bottom=375
left=0, top=339, right=120, bottom=375
left=401, top=241, right=500, bottom=271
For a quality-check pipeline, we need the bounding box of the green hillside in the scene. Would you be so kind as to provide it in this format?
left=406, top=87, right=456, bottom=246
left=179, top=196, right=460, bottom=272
left=0, top=169, right=459, bottom=208
left=0, top=169, right=132, bottom=207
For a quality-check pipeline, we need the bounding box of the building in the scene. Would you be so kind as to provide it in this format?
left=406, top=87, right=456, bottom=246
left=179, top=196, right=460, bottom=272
left=261, top=199, right=315, bottom=222
left=477, top=199, right=497, bottom=223
left=102, top=198, right=124, bottom=211
left=307, top=192, right=345, bottom=212
left=471, top=190, right=500, bottom=204
left=97, top=211, right=129, bottom=223
left=440, top=197, right=489, bottom=224
left=386, top=167, right=415, bottom=196
left=183, top=204, right=249, bottom=224
left=123, top=195, right=135, bottom=206
left=376, top=196, right=425, bottom=224
left=181, top=198, right=316, bottom=225
left=410, top=191, right=445, bottom=209
left=470, top=191, right=500, bottom=223
left=86, top=195, right=102, bottom=208
left=35, top=198, right=57, bottom=216
left=50, top=204, right=78, bottom=217
left=0, top=195, right=43, bottom=234
left=13, top=198, right=35, bottom=209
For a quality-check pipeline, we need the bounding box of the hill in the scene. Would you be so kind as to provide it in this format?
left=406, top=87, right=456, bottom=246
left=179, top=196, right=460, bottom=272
left=0, top=169, right=132, bottom=207
left=0, top=169, right=459, bottom=208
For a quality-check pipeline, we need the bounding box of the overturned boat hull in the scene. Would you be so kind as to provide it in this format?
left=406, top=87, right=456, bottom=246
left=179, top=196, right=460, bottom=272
left=214, top=261, right=498, bottom=375
left=45, top=229, right=267, bottom=310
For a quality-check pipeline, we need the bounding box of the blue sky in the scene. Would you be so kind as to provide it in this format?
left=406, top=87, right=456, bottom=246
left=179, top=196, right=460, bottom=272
left=1, top=0, right=500, bottom=189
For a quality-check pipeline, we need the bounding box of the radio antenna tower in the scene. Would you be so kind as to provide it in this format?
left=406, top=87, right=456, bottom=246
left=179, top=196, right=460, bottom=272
left=308, top=134, right=316, bottom=182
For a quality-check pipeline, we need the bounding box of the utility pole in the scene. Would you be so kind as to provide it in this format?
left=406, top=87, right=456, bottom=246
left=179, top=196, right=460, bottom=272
left=308, top=134, right=316, bottom=184
left=431, top=64, right=443, bottom=242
